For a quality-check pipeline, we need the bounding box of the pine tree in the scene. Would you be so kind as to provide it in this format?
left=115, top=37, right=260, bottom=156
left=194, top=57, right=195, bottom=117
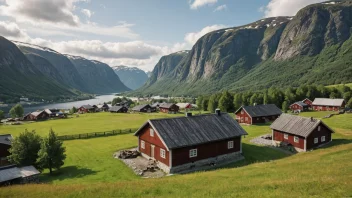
left=347, top=98, right=352, bottom=108
left=282, top=101, right=289, bottom=113
left=37, top=129, right=66, bottom=174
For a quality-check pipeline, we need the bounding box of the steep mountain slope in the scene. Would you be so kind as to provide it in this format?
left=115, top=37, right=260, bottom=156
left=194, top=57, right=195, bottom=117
left=15, top=42, right=90, bottom=93
left=134, top=1, right=352, bottom=96
left=112, top=66, right=148, bottom=90
left=0, top=37, right=77, bottom=102
left=67, top=56, right=130, bottom=93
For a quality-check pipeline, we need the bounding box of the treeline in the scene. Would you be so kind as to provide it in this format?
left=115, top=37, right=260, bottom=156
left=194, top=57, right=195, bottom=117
left=197, top=85, right=352, bottom=113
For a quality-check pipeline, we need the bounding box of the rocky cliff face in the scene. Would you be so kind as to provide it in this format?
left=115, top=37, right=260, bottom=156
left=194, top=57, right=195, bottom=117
left=0, top=37, right=77, bottom=101
left=112, top=66, right=148, bottom=90
left=67, top=56, right=130, bottom=93
left=134, top=1, right=352, bottom=96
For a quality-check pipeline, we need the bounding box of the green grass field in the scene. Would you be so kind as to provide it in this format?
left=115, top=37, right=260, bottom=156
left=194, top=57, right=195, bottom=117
left=326, top=82, right=352, bottom=89
left=0, top=111, right=351, bottom=197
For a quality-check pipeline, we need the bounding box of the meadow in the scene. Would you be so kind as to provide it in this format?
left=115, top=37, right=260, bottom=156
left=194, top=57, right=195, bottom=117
left=0, top=111, right=351, bottom=197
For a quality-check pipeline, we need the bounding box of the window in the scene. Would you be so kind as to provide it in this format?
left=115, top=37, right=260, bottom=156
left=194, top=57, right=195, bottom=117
left=150, top=128, right=154, bottom=137
left=294, top=136, right=299, bottom=143
left=189, top=149, right=197, bottom=158
left=241, top=110, right=244, bottom=115
left=160, top=148, right=166, bottom=158
left=284, top=134, right=288, bottom=139
left=321, top=136, right=325, bottom=142
left=257, top=118, right=260, bottom=121
left=141, top=140, right=145, bottom=149
left=228, top=141, right=234, bottom=149
left=245, top=117, right=248, bottom=121
left=314, top=138, right=318, bottom=144
left=318, top=126, right=321, bottom=131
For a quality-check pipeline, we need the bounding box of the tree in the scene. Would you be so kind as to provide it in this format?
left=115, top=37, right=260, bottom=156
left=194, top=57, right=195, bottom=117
left=218, top=91, right=233, bottom=112
left=282, top=101, right=289, bottom=113
left=111, top=97, right=122, bottom=106
left=202, top=99, right=209, bottom=111
left=233, top=93, right=243, bottom=110
left=37, top=129, right=66, bottom=174
left=0, top=110, right=4, bottom=120
left=347, top=98, right=352, bottom=108
left=343, top=92, right=352, bottom=102
left=208, top=94, right=218, bottom=113
left=196, top=96, right=204, bottom=111
left=263, top=92, right=269, bottom=104
left=9, top=104, right=24, bottom=118
left=8, top=130, right=41, bottom=167
left=69, top=106, right=77, bottom=114
left=249, top=93, right=259, bottom=106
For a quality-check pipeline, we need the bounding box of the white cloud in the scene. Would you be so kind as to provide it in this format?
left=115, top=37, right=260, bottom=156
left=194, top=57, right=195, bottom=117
left=81, top=9, right=93, bottom=18
left=184, top=24, right=227, bottom=45
left=0, top=0, right=82, bottom=26
left=190, top=0, right=218, bottom=9
left=0, top=21, right=29, bottom=40
left=263, top=0, right=326, bottom=17
left=213, top=4, right=227, bottom=12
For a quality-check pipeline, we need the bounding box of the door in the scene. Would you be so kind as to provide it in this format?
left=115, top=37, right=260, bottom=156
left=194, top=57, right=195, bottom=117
left=150, top=145, right=155, bottom=159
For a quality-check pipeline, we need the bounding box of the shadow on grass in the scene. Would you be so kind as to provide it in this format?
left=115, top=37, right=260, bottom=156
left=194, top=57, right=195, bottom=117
left=319, top=138, right=352, bottom=150
left=39, top=166, right=97, bottom=183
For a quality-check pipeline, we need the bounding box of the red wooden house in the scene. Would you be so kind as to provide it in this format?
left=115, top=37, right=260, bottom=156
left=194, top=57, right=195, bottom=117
left=312, top=98, right=345, bottom=111
left=235, top=104, right=282, bottom=125
left=271, top=114, right=333, bottom=152
left=289, top=101, right=309, bottom=112
left=302, top=98, right=313, bottom=107
left=159, top=103, right=179, bottom=114
left=23, top=111, right=50, bottom=121
left=0, top=134, right=12, bottom=167
left=78, top=105, right=96, bottom=113
left=134, top=110, right=247, bottom=174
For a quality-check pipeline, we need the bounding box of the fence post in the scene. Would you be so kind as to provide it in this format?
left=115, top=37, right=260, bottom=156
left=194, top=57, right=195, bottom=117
left=104, top=132, right=106, bottom=136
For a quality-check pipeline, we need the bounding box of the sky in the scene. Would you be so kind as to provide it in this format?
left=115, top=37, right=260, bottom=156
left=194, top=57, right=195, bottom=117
left=0, top=0, right=328, bottom=71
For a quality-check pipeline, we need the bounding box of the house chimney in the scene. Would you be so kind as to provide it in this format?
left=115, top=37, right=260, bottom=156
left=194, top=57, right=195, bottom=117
left=215, top=109, right=221, bottom=116
left=186, top=112, right=192, bottom=117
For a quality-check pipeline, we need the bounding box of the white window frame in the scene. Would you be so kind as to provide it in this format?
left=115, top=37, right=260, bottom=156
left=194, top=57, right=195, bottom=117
left=294, top=136, right=299, bottom=143
left=245, top=117, right=248, bottom=121
left=150, top=128, right=154, bottom=137
left=189, top=149, right=197, bottom=158
left=314, top=138, right=318, bottom=144
left=160, top=148, right=166, bottom=159
left=321, top=136, right=325, bottom=142
left=241, top=110, right=244, bottom=115
left=284, top=134, right=288, bottom=140
left=141, top=140, right=145, bottom=149
left=228, top=141, right=234, bottom=149
left=318, top=126, right=321, bottom=131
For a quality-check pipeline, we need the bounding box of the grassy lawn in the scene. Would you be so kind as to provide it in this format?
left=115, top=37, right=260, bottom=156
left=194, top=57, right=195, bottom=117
left=0, top=112, right=184, bottom=137
left=0, top=112, right=351, bottom=197
left=326, top=82, right=352, bottom=89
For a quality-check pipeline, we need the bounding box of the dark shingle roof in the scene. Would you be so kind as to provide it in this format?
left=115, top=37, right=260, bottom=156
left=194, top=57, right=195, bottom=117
left=109, top=106, right=125, bottom=112
left=159, top=103, right=176, bottom=109
left=291, top=101, right=308, bottom=107
left=0, top=134, right=12, bottom=145
left=132, top=104, right=151, bottom=111
left=81, top=105, right=94, bottom=109
left=135, top=113, right=247, bottom=149
left=270, top=114, right=333, bottom=138
left=236, top=104, right=282, bottom=117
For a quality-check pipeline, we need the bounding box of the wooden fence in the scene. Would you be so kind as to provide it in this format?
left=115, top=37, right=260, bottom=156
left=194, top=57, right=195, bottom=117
left=57, top=128, right=139, bottom=141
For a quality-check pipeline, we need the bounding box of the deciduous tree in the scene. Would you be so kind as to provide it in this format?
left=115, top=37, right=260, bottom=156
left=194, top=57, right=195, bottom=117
left=9, top=104, right=24, bottom=118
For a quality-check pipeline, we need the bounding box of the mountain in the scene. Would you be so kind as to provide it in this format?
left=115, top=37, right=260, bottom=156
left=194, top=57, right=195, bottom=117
left=0, top=36, right=78, bottom=102
left=67, top=56, right=130, bottom=93
left=146, top=71, right=152, bottom=78
left=133, top=1, right=352, bottom=96
left=112, top=66, right=148, bottom=90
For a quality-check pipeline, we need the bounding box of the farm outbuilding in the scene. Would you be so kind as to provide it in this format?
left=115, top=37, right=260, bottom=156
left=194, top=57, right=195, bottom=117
left=312, top=98, right=345, bottom=111
left=23, top=111, right=50, bottom=121
left=0, top=165, right=40, bottom=186
left=135, top=110, right=247, bottom=174
left=302, top=98, right=313, bottom=108
left=132, top=104, right=156, bottom=113
left=290, top=101, right=309, bottom=112
left=109, top=106, right=128, bottom=113
left=176, top=103, right=192, bottom=110
left=235, top=104, right=282, bottom=125
left=78, top=105, right=96, bottom=113
left=0, top=134, right=12, bottom=167
left=270, top=114, right=334, bottom=152
left=159, top=103, right=179, bottom=114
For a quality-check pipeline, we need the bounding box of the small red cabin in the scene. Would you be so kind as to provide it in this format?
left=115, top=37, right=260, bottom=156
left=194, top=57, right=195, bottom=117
left=159, top=103, right=179, bottom=114
left=235, top=104, right=282, bottom=125
left=302, top=98, right=313, bottom=107
left=289, top=101, right=309, bottom=112
left=312, top=98, right=345, bottom=111
left=271, top=114, right=334, bottom=151
left=78, top=105, right=96, bottom=113
left=135, top=111, right=247, bottom=174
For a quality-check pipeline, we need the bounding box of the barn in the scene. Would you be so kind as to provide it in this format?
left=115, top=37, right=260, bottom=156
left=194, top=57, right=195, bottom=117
left=135, top=110, right=247, bottom=174
left=109, top=106, right=128, bottom=113
left=289, top=101, right=309, bottom=112
left=132, top=104, right=156, bottom=113
left=312, top=98, right=345, bottom=111
left=302, top=98, right=313, bottom=107
left=176, top=103, right=192, bottom=110
left=159, top=103, right=179, bottom=114
left=0, top=134, right=12, bottom=167
left=23, top=111, right=50, bottom=121
left=271, top=114, right=334, bottom=152
left=235, top=104, right=282, bottom=125
left=78, top=105, right=96, bottom=113
left=0, top=165, right=40, bottom=185
left=97, top=103, right=109, bottom=112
